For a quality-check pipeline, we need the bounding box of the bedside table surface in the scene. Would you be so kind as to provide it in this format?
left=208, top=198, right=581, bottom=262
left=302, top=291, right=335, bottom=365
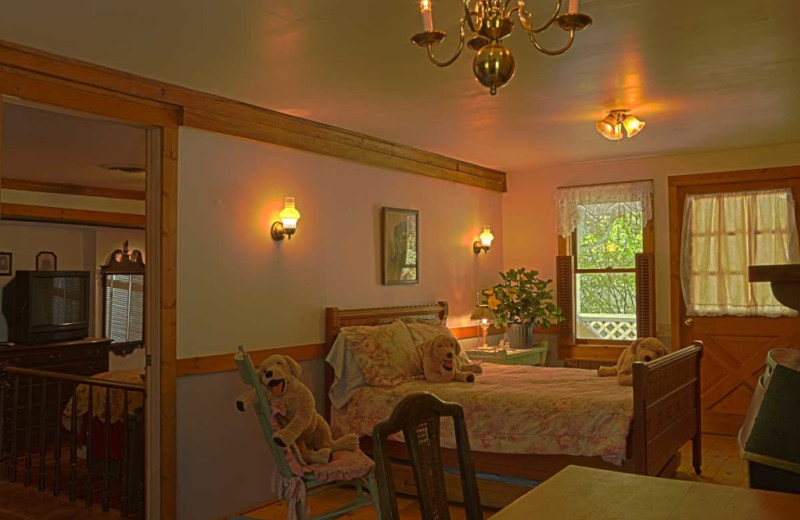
left=467, top=344, right=548, bottom=366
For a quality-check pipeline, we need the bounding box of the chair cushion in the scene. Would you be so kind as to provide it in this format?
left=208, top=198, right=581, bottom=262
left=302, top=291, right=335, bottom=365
left=288, top=448, right=375, bottom=482
left=341, top=320, right=422, bottom=386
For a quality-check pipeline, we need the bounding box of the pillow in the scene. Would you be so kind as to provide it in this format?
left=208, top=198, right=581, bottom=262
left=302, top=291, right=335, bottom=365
left=325, top=333, right=367, bottom=409
left=404, top=320, right=472, bottom=364
left=340, top=320, right=422, bottom=387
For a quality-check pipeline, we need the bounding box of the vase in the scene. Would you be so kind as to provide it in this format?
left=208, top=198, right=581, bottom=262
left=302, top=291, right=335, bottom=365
left=506, top=322, right=530, bottom=349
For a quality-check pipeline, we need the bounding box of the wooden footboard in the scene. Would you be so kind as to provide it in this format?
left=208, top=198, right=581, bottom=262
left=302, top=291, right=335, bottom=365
left=632, top=341, right=703, bottom=476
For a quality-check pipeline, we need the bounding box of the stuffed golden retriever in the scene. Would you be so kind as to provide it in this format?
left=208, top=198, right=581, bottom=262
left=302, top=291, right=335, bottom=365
left=420, top=335, right=482, bottom=383
left=598, top=337, right=669, bottom=386
left=236, top=354, right=358, bottom=464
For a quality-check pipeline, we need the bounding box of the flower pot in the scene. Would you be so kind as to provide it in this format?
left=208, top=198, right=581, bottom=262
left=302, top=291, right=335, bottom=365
left=506, top=322, right=530, bottom=349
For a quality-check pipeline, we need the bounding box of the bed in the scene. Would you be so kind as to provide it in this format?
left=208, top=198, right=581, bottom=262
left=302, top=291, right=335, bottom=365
left=324, top=302, right=703, bottom=506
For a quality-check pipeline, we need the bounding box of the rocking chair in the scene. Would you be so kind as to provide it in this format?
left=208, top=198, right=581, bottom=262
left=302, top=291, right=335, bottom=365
left=233, top=345, right=381, bottom=520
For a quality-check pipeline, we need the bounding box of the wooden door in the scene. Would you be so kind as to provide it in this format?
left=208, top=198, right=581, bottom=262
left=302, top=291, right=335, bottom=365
left=669, top=169, right=800, bottom=435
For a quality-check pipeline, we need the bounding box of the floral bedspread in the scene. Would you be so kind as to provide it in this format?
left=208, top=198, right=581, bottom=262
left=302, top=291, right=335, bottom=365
left=62, top=370, right=145, bottom=426
left=332, top=364, right=633, bottom=465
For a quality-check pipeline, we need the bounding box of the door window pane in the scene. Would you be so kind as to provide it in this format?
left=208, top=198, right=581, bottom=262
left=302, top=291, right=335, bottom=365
left=681, top=188, right=800, bottom=317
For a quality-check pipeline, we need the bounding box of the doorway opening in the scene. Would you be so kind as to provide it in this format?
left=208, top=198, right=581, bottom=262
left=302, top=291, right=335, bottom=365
left=0, top=99, right=158, bottom=519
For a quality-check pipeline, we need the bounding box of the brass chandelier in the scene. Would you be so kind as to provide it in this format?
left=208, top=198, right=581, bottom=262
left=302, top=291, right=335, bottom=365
left=412, top=0, right=592, bottom=95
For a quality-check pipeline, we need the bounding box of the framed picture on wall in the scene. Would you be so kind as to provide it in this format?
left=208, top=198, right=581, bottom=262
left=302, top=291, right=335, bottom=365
left=381, top=207, right=419, bottom=285
left=35, top=251, right=57, bottom=271
left=0, top=252, right=12, bottom=276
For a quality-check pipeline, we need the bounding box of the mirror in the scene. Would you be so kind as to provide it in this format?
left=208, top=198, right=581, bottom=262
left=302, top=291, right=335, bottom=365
left=101, top=241, right=145, bottom=356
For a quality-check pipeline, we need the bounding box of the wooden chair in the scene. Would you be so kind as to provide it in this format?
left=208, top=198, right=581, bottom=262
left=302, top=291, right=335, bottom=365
left=372, top=392, right=482, bottom=520
left=234, top=345, right=380, bottom=520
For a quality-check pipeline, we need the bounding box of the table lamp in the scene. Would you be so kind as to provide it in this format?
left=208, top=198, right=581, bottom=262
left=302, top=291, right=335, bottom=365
left=470, top=304, right=494, bottom=350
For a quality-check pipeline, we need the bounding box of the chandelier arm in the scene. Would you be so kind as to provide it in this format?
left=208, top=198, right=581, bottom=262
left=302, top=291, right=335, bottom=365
left=516, top=0, right=563, bottom=34
left=527, top=29, right=575, bottom=55
left=463, top=0, right=479, bottom=33
left=426, top=19, right=467, bottom=67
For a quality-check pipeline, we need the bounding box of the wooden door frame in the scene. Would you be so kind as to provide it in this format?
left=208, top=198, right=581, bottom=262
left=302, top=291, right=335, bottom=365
left=668, top=165, right=800, bottom=352
left=0, top=69, right=180, bottom=518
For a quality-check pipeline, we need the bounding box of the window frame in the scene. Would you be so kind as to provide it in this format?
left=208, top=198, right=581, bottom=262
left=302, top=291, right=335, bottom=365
left=558, top=190, right=655, bottom=346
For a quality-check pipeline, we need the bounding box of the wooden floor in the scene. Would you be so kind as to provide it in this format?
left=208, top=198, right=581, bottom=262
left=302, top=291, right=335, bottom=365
left=239, top=434, right=748, bottom=520
left=0, top=479, right=122, bottom=520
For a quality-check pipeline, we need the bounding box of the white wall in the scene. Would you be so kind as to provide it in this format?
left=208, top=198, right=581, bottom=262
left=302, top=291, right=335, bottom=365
left=176, top=127, right=504, bottom=520
left=503, top=141, right=800, bottom=347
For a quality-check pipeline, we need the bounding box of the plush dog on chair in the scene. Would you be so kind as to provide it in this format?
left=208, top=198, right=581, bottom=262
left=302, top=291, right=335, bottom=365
left=421, top=335, right=482, bottom=383
left=598, top=337, right=669, bottom=386
left=236, top=354, right=358, bottom=465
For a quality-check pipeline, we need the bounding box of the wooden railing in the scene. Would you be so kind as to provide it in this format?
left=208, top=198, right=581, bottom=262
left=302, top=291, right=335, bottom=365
left=0, top=365, right=146, bottom=518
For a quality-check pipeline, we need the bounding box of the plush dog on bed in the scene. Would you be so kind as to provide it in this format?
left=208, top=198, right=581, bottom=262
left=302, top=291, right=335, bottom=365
left=236, top=354, right=359, bottom=464
left=421, top=335, right=483, bottom=383
left=598, top=337, right=669, bottom=386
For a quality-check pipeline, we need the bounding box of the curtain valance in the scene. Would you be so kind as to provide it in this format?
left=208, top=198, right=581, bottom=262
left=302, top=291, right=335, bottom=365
left=555, top=180, right=653, bottom=238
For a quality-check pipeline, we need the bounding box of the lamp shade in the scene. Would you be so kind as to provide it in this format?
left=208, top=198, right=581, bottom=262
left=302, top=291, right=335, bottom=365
left=622, top=114, right=646, bottom=137
left=596, top=114, right=622, bottom=140
left=470, top=305, right=494, bottom=322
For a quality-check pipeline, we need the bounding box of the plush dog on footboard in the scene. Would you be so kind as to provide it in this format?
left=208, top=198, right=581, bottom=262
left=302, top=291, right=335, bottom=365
left=598, top=337, right=669, bottom=386
left=236, top=354, right=358, bottom=465
left=421, top=335, right=483, bottom=383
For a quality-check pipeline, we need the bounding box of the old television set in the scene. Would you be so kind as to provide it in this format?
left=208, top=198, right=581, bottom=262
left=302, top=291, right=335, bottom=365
left=2, top=270, right=90, bottom=344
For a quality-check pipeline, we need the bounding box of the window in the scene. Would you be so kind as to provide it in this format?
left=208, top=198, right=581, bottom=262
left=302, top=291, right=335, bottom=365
left=680, top=188, right=800, bottom=317
left=101, top=241, right=145, bottom=351
left=556, top=181, right=654, bottom=344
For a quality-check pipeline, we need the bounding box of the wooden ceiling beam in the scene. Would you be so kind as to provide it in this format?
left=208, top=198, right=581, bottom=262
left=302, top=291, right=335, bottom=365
left=0, top=39, right=507, bottom=192
left=1, top=202, right=145, bottom=229
left=2, top=177, right=145, bottom=200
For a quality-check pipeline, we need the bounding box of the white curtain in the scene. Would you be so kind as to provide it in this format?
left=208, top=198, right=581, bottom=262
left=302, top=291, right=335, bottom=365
left=556, top=180, right=653, bottom=238
left=680, top=188, right=800, bottom=317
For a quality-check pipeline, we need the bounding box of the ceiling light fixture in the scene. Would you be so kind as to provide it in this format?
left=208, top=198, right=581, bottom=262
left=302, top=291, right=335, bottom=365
left=411, top=0, right=592, bottom=95
left=596, top=110, right=646, bottom=140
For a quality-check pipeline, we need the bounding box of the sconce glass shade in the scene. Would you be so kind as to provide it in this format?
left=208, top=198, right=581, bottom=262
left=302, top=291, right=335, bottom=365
left=622, top=114, right=646, bottom=137
left=480, top=225, right=494, bottom=247
left=474, top=225, right=495, bottom=254
left=271, top=196, right=301, bottom=241
left=279, top=197, right=301, bottom=230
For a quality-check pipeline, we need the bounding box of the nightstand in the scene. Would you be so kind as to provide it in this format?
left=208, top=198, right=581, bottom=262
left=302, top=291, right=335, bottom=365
left=466, top=342, right=549, bottom=366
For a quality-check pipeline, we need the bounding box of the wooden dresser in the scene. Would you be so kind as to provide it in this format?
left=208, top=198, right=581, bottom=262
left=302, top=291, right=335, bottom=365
left=0, top=337, right=111, bottom=375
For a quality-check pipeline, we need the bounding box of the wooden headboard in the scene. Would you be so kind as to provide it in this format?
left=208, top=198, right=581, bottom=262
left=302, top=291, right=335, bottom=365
left=324, top=301, right=449, bottom=353
left=322, top=301, right=448, bottom=417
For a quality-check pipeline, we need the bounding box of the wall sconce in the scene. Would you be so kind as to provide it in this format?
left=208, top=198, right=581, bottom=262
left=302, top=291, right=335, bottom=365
left=473, top=225, right=494, bottom=254
left=271, top=196, right=301, bottom=241
left=470, top=304, right=495, bottom=350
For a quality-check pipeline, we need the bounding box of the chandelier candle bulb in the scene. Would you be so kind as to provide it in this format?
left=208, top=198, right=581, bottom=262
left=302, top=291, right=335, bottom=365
left=420, top=0, right=434, bottom=32
left=569, top=0, right=579, bottom=14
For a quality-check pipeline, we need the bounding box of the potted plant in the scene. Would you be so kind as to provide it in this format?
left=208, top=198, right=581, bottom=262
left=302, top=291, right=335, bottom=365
left=484, top=267, right=563, bottom=348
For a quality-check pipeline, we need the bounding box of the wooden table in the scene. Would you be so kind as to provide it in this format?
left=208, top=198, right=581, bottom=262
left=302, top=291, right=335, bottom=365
left=491, top=465, right=800, bottom=520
